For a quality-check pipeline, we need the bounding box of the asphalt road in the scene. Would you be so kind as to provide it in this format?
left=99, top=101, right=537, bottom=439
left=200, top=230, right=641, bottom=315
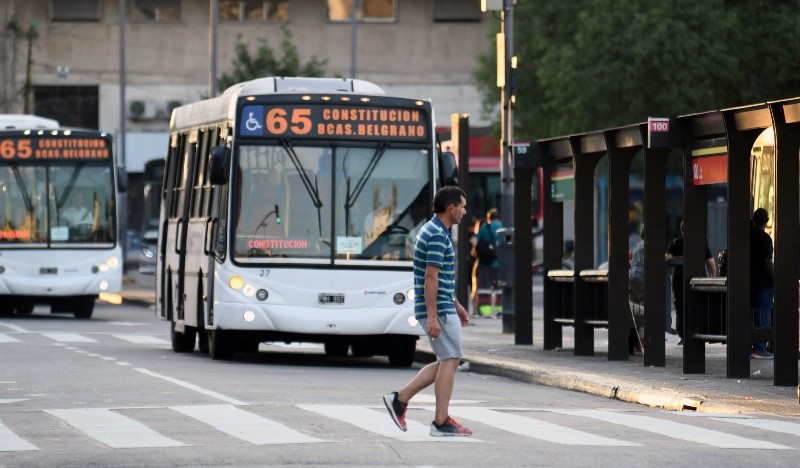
left=2, top=301, right=800, bottom=467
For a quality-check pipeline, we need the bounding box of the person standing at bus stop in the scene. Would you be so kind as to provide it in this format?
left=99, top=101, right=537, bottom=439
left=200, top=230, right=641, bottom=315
left=383, top=186, right=473, bottom=437
left=665, top=220, right=716, bottom=344
left=750, top=208, right=774, bottom=359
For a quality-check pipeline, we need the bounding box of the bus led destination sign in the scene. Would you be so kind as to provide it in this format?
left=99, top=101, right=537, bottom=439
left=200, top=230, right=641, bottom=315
left=239, top=104, right=428, bottom=141
left=0, top=137, right=110, bottom=160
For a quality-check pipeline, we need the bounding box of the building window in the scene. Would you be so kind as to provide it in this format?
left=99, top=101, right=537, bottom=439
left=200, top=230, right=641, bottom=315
left=132, top=0, right=181, bottom=22
left=432, top=0, right=481, bottom=23
left=327, top=0, right=395, bottom=23
left=50, top=0, right=100, bottom=22
left=219, top=1, right=289, bottom=22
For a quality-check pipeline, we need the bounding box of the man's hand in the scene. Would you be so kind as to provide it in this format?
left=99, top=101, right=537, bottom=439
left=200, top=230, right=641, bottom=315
left=426, top=315, right=441, bottom=338
left=455, top=300, right=470, bottom=326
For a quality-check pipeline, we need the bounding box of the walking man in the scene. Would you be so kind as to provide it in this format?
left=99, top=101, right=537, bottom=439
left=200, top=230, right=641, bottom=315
left=383, top=186, right=472, bottom=437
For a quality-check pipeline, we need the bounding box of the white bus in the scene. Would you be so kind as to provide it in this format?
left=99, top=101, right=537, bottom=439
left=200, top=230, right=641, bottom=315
left=158, top=77, right=457, bottom=365
left=0, top=116, right=123, bottom=318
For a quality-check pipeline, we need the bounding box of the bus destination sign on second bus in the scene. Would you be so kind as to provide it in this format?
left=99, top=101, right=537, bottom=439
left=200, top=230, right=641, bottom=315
left=1, top=137, right=110, bottom=160
left=240, top=104, right=428, bottom=141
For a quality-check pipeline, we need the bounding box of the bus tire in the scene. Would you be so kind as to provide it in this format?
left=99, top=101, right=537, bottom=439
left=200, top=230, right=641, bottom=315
left=198, top=327, right=209, bottom=354
left=73, top=296, right=95, bottom=319
left=209, top=329, right=235, bottom=360
left=171, top=322, right=196, bottom=352
left=14, top=300, right=34, bottom=316
left=0, top=301, right=13, bottom=316
left=388, top=337, right=416, bottom=368
left=324, top=340, right=349, bottom=358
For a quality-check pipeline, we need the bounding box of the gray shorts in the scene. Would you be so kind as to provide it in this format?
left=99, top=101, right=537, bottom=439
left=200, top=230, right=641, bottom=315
left=418, top=314, right=463, bottom=361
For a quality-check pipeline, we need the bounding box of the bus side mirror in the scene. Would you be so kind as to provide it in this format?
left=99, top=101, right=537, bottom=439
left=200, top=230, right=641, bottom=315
left=439, top=151, right=458, bottom=186
left=209, top=146, right=230, bottom=185
left=116, top=167, right=127, bottom=193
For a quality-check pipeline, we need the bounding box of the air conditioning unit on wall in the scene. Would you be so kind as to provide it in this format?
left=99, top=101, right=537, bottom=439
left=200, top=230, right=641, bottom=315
left=128, top=100, right=157, bottom=120
left=165, top=100, right=183, bottom=116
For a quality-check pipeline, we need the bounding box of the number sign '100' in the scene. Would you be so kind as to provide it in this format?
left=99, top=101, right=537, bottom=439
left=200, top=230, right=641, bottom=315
left=266, top=108, right=312, bottom=135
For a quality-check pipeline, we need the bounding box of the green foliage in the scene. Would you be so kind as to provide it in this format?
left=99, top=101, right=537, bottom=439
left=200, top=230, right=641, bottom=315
left=476, top=0, right=800, bottom=140
left=217, top=26, right=329, bottom=92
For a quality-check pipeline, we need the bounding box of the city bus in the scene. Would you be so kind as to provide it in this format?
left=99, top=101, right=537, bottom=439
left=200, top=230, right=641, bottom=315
left=139, top=158, right=165, bottom=274
left=0, top=115, right=123, bottom=318
left=158, top=77, right=457, bottom=365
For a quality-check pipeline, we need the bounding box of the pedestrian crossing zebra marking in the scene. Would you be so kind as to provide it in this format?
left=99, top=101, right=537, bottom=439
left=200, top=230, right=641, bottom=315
left=447, top=407, right=637, bottom=446
left=713, top=417, right=800, bottom=437
left=41, top=333, right=97, bottom=343
left=171, top=405, right=323, bottom=445
left=551, top=409, right=790, bottom=449
left=0, top=419, right=38, bottom=452
left=0, top=333, right=20, bottom=343
left=297, top=404, right=480, bottom=442
left=113, top=334, right=169, bottom=345
left=44, top=408, right=185, bottom=449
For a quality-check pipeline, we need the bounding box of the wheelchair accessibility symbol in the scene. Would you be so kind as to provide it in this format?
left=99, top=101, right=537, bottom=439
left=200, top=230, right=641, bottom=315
left=240, top=106, right=264, bottom=136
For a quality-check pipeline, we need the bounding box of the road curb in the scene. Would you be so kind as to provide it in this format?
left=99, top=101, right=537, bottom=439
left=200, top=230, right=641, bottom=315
left=415, top=347, right=746, bottom=415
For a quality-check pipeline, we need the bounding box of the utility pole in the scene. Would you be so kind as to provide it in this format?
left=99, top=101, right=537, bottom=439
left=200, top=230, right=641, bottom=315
left=118, top=0, right=126, bottom=170
left=499, top=0, right=515, bottom=333
left=23, top=20, right=37, bottom=114
left=350, top=0, right=360, bottom=78
left=209, top=0, right=218, bottom=97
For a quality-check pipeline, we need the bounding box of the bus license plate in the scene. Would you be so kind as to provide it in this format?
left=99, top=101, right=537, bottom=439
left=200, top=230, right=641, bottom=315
left=40, top=267, right=57, bottom=275
left=318, top=293, right=345, bottom=305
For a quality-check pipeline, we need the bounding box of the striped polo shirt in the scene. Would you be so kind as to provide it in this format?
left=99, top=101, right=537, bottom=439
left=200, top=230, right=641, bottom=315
left=413, top=215, right=456, bottom=319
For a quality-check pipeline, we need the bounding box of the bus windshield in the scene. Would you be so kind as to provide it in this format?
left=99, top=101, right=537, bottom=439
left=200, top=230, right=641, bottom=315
left=233, top=143, right=431, bottom=263
left=0, top=163, right=116, bottom=246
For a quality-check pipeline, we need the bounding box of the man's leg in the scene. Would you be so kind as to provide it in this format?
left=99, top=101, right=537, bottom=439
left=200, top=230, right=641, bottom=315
left=433, top=358, right=460, bottom=425
left=397, top=361, right=439, bottom=404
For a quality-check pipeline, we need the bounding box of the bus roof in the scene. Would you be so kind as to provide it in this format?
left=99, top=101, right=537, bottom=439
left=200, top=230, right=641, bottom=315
left=0, top=114, right=60, bottom=130
left=170, top=77, right=386, bottom=131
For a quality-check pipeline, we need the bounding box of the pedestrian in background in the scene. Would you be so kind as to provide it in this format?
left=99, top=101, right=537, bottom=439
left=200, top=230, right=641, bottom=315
left=383, top=186, right=472, bottom=437
left=750, top=208, right=774, bottom=359
left=472, top=208, right=502, bottom=317
left=665, top=220, right=716, bottom=344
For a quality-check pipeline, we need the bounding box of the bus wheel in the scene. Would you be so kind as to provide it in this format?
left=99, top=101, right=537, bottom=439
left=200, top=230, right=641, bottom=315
left=73, top=296, right=95, bottom=319
left=208, top=329, right=234, bottom=360
left=171, top=322, right=197, bottom=352
left=0, top=302, right=13, bottom=316
left=324, top=340, right=349, bottom=358
left=197, top=328, right=209, bottom=354
left=15, top=300, right=35, bottom=316
left=388, top=337, right=416, bottom=368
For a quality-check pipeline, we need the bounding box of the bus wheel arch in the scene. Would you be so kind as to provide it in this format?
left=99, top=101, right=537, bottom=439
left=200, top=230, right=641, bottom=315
left=388, top=336, right=417, bottom=368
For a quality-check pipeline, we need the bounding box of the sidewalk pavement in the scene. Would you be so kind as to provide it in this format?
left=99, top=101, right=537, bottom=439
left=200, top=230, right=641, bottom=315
left=119, top=278, right=800, bottom=418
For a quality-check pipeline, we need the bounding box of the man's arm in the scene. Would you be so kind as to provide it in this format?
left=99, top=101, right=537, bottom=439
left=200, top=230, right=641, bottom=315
left=454, top=299, right=470, bottom=326
left=424, top=264, right=442, bottom=338
left=706, top=257, right=717, bottom=277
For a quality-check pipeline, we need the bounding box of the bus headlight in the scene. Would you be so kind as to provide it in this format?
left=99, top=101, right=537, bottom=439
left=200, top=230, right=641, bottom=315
left=229, top=275, right=244, bottom=290
left=406, top=288, right=415, bottom=301
left=0, top=266, right=5, bottom=274
left=106, top=256, right=120, bottom=269
left=256, top=289, right=269, bottom=301
left=393, top=293, right=405, bottom=305
left=242, top=284, right=256, bottom=297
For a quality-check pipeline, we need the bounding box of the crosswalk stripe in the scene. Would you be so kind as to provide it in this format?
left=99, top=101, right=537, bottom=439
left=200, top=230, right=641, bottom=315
left=44, top=408, right=184, bottom=449
left=171, top=404, right=322, bottom=445
left=41, top=333, right=97, bottom=343
left=552, top=409, right=790, bottom=449
left=0, top=333, right=20, bottom=343
left=297, top=404, right=479, bottom=442
left=113, top=334, right=169, bottom=345
left=714, top=417, right=800, bottom=437
left=448, top=407, right=637, bottom=446
left=0, top=419, right=38, bottom=452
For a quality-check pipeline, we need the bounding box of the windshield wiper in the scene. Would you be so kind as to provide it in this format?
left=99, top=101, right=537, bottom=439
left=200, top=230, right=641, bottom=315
left=279, top=139, right=323, bottom=235
left=9, top=163, right=34, bottom=214
left=343, top=142, right=388, bottom=236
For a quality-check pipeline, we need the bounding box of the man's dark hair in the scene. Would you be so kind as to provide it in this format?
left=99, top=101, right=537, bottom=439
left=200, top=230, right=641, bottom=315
left=487, top=208, right=500, bottom=221
left=752, top=208, right=769, bottom=227
left=432, top=186, right=466, bottom=213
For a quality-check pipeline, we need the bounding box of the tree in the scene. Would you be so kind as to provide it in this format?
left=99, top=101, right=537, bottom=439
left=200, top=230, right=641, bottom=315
left=217, top=26, right=329, bottom=92
left=476, top=0, right=800, bottom=140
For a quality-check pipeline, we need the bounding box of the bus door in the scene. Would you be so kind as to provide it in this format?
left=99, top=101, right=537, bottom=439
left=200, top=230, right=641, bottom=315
left=156, top=143, right=178, bottom=319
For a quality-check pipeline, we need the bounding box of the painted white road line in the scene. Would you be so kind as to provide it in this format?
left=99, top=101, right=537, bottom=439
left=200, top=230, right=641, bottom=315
left=113, top=334, right=169, bottom=345
left=134, top=368, right=248, bottom=406
left=41, top=333, right=97, bottom=343
left=552, top=409, right=789, bottom=449
left=44, top=408, right=184, bottom=449
left=0, top=322, right=27, bottom=333
left=0, top=333, right=20, bottom=343
left=448, top=407, right=637, bottom=446
left=0, top=399, right=28, bottom=404
left=171, top=404, right=322, bottom=445
left=714, top=417, right=800, bottom=437
left=0, top=420, right=38, bottom=452
left=410, top=394, right=485, bottom=405
left=298, top=404, right=479, bottom=443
